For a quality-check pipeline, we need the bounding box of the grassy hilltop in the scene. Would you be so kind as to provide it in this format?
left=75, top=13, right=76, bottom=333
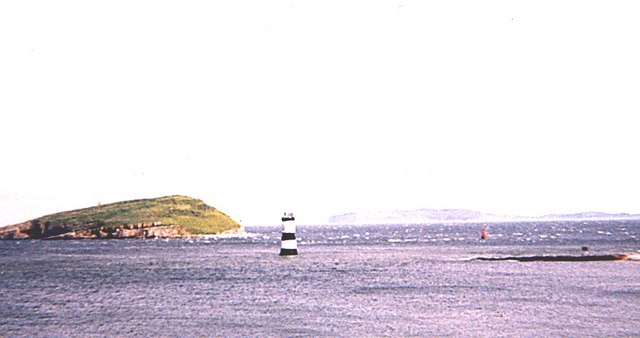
left=1, top=195, right=242, bottom=239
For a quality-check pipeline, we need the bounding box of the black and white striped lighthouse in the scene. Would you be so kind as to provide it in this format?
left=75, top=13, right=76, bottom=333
left=280, top=212, right=297, bottom=256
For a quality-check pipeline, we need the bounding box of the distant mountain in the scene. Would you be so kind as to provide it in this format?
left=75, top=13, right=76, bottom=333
left=328, top=209, right=499, bottom=225
left=538, top=212, right=640, bottom=220
left=328, top=209, right=640, bottom=225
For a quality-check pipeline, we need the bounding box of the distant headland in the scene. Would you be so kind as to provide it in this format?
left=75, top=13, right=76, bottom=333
left=0, top=195, right=243, bottom=240
left=328, top=209, right=640, bottom=225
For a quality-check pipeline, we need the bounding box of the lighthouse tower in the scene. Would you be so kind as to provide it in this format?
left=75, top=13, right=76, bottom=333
left=280, top=213, right=297, bottom=256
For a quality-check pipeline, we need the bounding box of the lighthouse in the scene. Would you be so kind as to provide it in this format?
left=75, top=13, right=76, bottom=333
left=280, top=212, right=297, bottom=256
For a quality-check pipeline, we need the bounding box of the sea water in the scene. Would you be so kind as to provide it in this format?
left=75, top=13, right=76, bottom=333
left=1, top=220, right=638, bottom=337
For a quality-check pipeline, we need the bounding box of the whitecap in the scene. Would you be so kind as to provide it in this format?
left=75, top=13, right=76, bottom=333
left=627, top=254, right=640, bottom=261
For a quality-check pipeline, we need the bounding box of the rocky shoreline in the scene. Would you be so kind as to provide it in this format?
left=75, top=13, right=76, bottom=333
left=0, top=220, right=246, bottom=240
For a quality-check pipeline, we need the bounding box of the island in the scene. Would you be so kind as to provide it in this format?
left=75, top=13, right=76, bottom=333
left=0, top=195, right=243, bottom=240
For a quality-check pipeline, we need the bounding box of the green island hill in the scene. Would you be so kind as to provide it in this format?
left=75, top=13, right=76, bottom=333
left=0, top=195, right=243, bottom=240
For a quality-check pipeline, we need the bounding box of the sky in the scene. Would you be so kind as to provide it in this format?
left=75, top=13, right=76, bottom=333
left=1, top=0, right=639, bottom=226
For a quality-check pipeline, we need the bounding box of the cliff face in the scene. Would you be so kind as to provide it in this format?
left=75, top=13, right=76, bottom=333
left=0, top=195, right=243, bottom=240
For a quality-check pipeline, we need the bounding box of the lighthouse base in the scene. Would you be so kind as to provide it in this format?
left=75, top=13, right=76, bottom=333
left=279, top=248, right=298, bottom=256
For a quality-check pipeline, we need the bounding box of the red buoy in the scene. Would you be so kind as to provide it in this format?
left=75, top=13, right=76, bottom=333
left=481, top=227, right=487, bottom=240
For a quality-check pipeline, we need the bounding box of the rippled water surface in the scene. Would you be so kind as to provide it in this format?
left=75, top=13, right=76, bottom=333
left=1, top=220, right=638, bottom=337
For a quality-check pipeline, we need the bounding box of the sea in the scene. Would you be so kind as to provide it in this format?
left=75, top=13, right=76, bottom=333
left=1, top=220, right=638, bottom=337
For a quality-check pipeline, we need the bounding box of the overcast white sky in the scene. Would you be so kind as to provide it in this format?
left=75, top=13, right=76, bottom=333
left=1, top=0, right=639, bottom=226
